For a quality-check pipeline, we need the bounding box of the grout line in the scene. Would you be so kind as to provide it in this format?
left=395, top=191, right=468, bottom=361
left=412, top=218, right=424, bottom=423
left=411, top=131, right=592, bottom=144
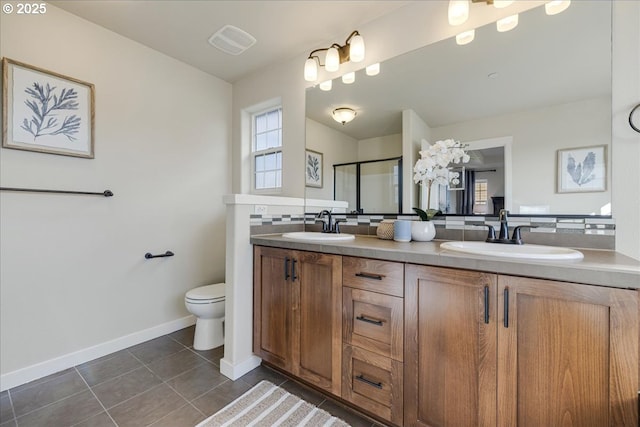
left=72, top=366, right=119, bottom=427
left=6, top=389, right=17, bottom=426
left=10, top=387, right=89, bottom=421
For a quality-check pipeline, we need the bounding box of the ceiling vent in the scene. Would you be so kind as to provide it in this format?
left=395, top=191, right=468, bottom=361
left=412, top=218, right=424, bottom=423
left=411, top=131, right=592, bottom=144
left=208, top=25, right=256, bottom=55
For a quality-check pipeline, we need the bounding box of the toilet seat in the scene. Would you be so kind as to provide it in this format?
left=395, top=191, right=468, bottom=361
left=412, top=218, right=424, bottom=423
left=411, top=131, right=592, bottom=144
left=185, top=283, right=225, bottom=303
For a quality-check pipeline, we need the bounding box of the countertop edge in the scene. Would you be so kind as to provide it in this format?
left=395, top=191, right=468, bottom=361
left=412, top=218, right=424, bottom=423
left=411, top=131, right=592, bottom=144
left=250, top=235, right=640, bottom=290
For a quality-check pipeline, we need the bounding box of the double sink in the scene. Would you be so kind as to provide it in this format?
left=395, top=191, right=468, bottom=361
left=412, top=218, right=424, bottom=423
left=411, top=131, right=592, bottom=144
left=282, top=232, right=583, bottom=261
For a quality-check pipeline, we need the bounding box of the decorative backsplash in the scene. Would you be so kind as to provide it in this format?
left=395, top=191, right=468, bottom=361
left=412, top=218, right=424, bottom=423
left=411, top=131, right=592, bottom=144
left=250, top=213, right=615, bottom=250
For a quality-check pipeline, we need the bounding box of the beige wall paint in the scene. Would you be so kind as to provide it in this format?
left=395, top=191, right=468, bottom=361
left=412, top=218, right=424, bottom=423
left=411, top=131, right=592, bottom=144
left=0, top=4, right=231, bottom=380
left=432, top=97, right=612, bottom=215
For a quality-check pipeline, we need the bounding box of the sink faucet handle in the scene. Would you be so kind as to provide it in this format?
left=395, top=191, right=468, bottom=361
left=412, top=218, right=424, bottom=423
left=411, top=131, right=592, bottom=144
left=511, top=225, right=537, bottom=244
left=334, top=218, right=347, bottom=234
left=483, top=224, right=497, bottom=242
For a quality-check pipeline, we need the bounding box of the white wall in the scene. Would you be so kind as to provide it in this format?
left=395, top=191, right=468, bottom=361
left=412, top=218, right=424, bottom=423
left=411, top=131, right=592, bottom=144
left=403, top=110, right=432, bottom=212
left=305, top=118, right=358, bottom=201
left=0, top=5, right=231, bottom=386
left=431, top=97, right=611, bottom=215
left=357, top=134, right=402, bottom=161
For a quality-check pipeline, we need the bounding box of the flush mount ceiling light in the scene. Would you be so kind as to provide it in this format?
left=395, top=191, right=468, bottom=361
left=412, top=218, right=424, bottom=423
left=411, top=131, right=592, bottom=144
left=449, top=1, right=571, bottom=43
left=208, top=25, right=256, bottom=55
left=332, top=107, right=357, bottom=125
left=304, top=31, right=365, bottom=82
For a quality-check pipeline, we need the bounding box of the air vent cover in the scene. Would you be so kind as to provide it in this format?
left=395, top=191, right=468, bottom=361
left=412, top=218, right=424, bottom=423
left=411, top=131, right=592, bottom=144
left=208, top=25, right=256, bottom=55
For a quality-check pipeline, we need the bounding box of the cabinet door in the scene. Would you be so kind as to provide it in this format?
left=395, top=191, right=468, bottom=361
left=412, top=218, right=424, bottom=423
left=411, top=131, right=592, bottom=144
left=293, top=251, right=342, bottom=395
left=253, top=246, right=292, bottom=371
left=405, top=265, right=497, bottom=427
left=498, top=275, right=639, bottom=427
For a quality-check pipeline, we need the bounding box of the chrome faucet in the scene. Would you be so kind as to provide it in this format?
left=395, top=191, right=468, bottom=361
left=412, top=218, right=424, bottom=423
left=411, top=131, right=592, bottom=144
left=485, top=209, right=534, bottom=245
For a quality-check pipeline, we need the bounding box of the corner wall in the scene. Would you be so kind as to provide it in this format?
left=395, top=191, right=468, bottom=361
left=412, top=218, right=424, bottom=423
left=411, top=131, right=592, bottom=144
left=0, top=5, right=231, bottom=388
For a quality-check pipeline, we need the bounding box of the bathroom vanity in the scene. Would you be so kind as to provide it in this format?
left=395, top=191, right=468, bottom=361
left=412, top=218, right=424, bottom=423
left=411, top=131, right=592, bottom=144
left=251, top=235, right=640, bottom=427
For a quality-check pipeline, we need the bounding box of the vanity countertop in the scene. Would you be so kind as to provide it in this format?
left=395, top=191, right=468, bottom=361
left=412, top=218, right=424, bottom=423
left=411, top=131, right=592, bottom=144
left=250, top=234, right=640, bottom=290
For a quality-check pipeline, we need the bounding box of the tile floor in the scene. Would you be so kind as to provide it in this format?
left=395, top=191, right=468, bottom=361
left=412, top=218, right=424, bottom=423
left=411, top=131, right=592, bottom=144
left=0, top=326, right=381, bottom=427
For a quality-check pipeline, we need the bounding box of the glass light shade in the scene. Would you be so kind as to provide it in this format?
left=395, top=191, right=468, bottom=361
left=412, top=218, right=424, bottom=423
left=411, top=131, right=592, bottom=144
left=497, top=14, right=518, bottom=32
left=304, top=58, right=317, bottom=82
left=342, top=72, right=355, bottom=84
left=366, top=63, right=380, bottom=76
left=456, top=29, right=475, bottom=45
left=545, top=0, right=571, bottom=15
left=349, top=34, right=365, bottom=62
left=319, top=80, right=332, bottom=91
left=332, top=108, right=356, bottom=124
left=448, top=0, right=469, bottom=26
left=493, top=0, right=513, bottom=8
left=325, top=47, right=340, bottom=72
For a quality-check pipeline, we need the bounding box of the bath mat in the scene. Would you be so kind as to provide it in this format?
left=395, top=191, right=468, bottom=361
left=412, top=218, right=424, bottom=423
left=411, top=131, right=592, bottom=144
left=196, top=380, right=351, bottom=427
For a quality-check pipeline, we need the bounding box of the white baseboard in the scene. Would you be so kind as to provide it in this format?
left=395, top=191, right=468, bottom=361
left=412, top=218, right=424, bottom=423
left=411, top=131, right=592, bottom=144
left=219, top=355, right=262, bottom=381
left=0, top=315, right=196, bottom=392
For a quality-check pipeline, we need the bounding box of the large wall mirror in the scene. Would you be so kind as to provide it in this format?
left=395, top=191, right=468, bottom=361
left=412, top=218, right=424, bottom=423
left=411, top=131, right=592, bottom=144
left=305, top=1, right=611, bottom=216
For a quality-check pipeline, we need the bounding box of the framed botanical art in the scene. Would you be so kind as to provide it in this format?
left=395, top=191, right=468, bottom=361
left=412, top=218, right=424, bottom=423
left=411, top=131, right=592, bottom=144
left=305, top=149, right=323, bottom=188
left=2, top=57, right=95, bottom=158
left=557, top=145, right=607, bottom=193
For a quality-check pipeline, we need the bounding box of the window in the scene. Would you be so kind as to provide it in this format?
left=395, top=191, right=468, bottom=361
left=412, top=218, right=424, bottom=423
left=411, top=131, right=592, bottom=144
left=252, top=107, right=282, bottom=191
left=474, top=179, right=488, bottom=205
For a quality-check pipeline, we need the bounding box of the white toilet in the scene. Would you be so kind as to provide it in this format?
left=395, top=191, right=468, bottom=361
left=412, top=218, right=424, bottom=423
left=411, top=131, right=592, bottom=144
left=184, top=283, right=226, bottom=350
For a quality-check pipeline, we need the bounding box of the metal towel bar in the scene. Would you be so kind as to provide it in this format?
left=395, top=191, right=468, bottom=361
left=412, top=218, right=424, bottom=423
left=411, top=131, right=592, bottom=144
left=145, top=251, right=174, bottom=259
left=0, top=187, right=113, bottom=197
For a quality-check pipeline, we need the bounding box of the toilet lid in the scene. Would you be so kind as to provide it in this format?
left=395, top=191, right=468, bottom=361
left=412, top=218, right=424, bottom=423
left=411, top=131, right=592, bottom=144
left=186, top=283, right=225, bottom=300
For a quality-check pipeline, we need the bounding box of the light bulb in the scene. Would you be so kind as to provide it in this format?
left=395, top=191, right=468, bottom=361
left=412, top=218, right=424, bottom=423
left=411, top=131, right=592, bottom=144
left=325, top=47, right=340, bottom=72
left=342, top=72, right=355, bottom=84
left=497, top=14, right=518, bottom=32
left=545, top=0, right=571, bottom=15
left=366, top=63, right=380, bottom=76
left=349, top=34, right=365, bottom=63
left=319, top=80, right=332, bottom=91
left=456, top=29, right=475, bottom=45
left=493, top=0, right=513, bottom=8
left=304, top=58, right=318, bottom=82
left=448, top=0, right=469, bottom=26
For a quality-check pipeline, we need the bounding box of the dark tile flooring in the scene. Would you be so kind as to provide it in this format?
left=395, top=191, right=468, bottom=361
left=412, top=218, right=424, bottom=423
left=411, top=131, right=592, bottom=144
left=0, top=326, right=381, bottom=427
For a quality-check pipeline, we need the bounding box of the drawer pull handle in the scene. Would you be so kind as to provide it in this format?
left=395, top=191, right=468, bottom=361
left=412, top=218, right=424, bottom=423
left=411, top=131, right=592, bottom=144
left=355, top=375, right=383, bottom=389
left=356, top=315, right=384, bottom=326
left=355, top=272, right=384, bottom=280
left=503, top=287, right=509, bottom=328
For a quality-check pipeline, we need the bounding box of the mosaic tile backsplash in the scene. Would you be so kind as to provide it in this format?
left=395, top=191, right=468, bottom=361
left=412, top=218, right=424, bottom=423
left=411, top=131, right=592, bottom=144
left=250, top=213, right=615, bottom=250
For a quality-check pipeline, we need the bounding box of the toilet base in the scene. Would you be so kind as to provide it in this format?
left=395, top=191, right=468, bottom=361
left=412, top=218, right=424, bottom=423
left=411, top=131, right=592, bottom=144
left=193, top=317, right=224, bottom=350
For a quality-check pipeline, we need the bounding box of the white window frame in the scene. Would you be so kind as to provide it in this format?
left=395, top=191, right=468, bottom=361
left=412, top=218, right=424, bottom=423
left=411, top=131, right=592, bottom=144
left=475, top=179, right=488, bottom=205
left=251, top=106, right=282, bottom=193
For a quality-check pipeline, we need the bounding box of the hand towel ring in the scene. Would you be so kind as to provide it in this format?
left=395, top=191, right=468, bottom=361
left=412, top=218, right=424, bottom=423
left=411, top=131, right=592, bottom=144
left=630, top=103, right=640, bottom=133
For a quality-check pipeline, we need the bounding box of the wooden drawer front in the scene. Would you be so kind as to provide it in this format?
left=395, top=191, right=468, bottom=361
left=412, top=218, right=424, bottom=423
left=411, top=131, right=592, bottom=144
left=344, top=288, right=403, bottom=361
left=342, top=344, right=403, bottom=426
left=343, top=256, right=404, bottom=297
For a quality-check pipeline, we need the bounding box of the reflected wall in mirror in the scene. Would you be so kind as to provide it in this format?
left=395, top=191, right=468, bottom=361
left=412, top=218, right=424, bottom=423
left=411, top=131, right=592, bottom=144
left=305, top=1, right=611, bottom=216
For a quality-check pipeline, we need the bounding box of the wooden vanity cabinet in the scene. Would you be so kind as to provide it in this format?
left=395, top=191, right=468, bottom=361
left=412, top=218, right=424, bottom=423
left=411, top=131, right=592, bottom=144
left=253, top=246, right=342, bottom=396
left=342, top=256, right=405, bottom=426
left=405, top=264, right=639, bottom=427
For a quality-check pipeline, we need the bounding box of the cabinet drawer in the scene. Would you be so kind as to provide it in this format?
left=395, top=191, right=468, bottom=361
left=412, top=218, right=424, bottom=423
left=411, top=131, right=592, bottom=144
left=343, top=287, right=403, bottom=361
left=342, top=256, right=404, bottom=297
left=342, top=344, right=403, bottom=426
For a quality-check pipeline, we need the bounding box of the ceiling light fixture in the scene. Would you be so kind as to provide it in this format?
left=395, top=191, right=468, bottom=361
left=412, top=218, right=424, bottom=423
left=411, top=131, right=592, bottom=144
left=451, top=1, right=570, bottom=45
left=545, top=0, right=571, bottom=16
left=366, top=63, right=380, bottom=76
left=304, top=31, right=365, bottom=82
left=319, top=80, right=333, bottom=91
left=342, top=72, right=355, bottom=84
left=332, top=107, right=357, bottom=125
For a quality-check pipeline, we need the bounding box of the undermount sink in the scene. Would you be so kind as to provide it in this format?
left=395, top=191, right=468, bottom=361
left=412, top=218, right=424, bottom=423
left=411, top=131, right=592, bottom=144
left=282, top=232, right=355, bottom=242
left=440, top=241, right=583, bottom=260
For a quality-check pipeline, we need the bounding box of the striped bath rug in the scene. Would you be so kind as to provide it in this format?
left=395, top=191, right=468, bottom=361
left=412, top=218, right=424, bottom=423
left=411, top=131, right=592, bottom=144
left=196, top=380, right=350, bottom=427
